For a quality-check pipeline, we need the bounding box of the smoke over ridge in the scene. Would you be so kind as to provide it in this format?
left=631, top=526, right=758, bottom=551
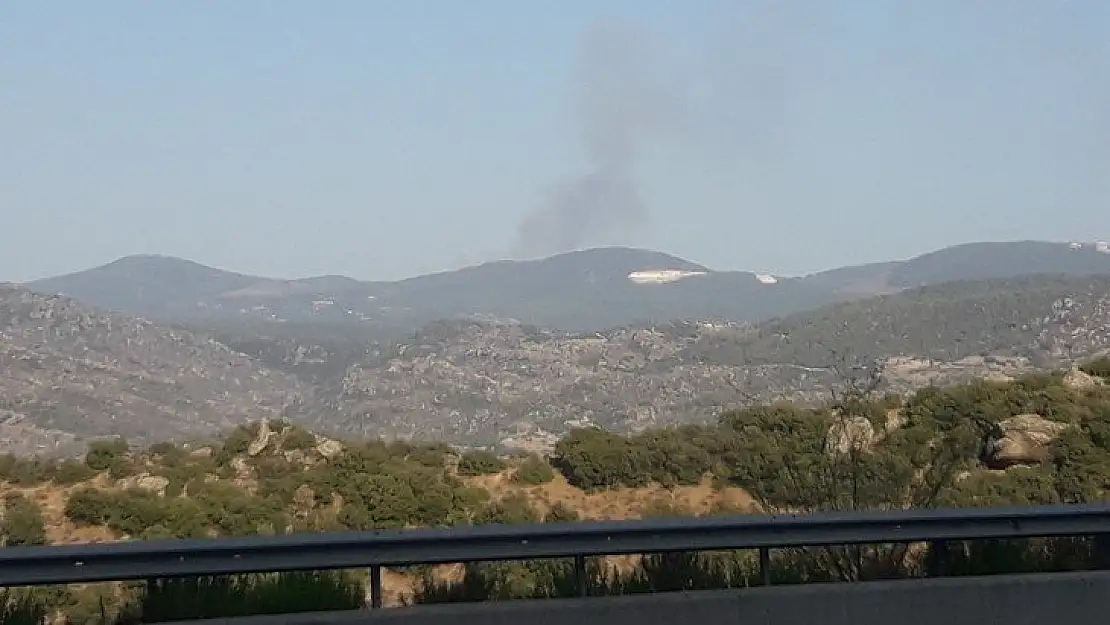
left=512, top=20, right=686, bottom=258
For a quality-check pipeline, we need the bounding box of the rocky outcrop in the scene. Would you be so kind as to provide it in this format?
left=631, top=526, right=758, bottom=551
left=247, top=420, right=273, bottom=456
left=116, top=473, right=171, bottom=496
left=984, top=414, right=1070, bottom=469
left=1063, top=367, right=1101, bottom=391
left=314, top=437, right=344, bottom=458
left=825, top=416, right=876, bottom=456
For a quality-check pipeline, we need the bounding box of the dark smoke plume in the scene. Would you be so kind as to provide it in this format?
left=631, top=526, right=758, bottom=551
left=512, top=20, right=684, bottom=257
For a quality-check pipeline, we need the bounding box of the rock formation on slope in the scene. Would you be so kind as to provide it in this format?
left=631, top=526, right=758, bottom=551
left=0, top=285, right=309, bottom=456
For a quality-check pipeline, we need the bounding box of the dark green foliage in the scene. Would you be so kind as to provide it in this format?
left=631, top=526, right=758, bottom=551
left=1080, top=357, right=1110, bottom=379
left=552, top=425, right=717, bottom=491
left=85, top=437, right=131, bottom=473
left=309, top=442, right=475, bottom=530
left=282, top=426, right=318, bottom=451
left=0, top=455, right=46, bottom=487
left=0, top=493, right=46, bottom=547
left=552, top=428, right=652, bottom=490
left=511, top=454, right=556, bottom=485
left=474, top=493, right=540, bottom=525
left=66, top=487, right=212, bottom=539
left=456, top=450, right=505, bottom=476
left=44, top=458, right=97, bottom=485
left=118, top=573, right=363, bottom=623
left=543, top=502, right=580, bottom=523
left=215, top=425, right=255, bottom=465
left=0, top=591, right=47, bottom=625
left=405, top=442, right=454, bottom=468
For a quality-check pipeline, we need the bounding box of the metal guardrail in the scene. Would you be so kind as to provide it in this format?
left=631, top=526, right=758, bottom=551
left=1, top=504, right=1109, bottom=608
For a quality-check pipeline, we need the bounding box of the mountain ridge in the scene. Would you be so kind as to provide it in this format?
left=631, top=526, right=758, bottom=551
left=24, top=240, right=1110, bottom=334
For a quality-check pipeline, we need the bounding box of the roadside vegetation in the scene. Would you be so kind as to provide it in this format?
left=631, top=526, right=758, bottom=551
left=1, top=358, right=1109, bottom=622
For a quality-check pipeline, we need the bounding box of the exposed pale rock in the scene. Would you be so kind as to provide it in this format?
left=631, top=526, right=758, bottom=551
left=1063, top=367, right=1101, bottom=391
left=825, top=416, right=876, bottom=456
left=116, top=473, right=171, bottom=496
left=247, top=420, right=273, bottom=456
left=315, top=438, right=344, bottom=458
left=189, top=446, right=213, bottom=458
left=984, top=414, right=1070, bottom=468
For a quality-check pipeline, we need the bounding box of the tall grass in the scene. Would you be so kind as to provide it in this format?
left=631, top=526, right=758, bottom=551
left=0, top=591, right=46, bottom=625
left=414, top=536, right=1110, bottom=604
left=114, top=571, right=363, bottom=624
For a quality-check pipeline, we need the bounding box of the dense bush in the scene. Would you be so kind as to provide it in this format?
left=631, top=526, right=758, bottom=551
left=281, top=427, right=318, bottom=451
left=511, top=454, right=556, bottom=485
left=45, top=458, right=97, bottom=485
left=0, top=455, right=46, bottom=487
left=1081, top=357, right=1110, bottom=379
left=0, top=493, right=46, bottom=547
left=85, top=438, right=132, bottom=476
left=456, top=450, right=506, bottom=476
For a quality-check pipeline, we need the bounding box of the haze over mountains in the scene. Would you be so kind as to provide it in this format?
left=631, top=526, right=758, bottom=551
left=26, top=240, right=1110, bottom=335
left=3, top=238, right=1110, bottom=456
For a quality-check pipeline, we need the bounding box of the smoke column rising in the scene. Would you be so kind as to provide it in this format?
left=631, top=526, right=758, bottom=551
left=512, top=20, right=685, bottom=257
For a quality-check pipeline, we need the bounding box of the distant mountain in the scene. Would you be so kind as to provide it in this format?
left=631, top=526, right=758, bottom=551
left=26, top=247, right=836, bottom=333
left=24, top=240, right=1110, bottom=334
left=888, top=241, right=1110, bottom=287
left=28, top=255, right=263, bottom=320
left=809, top=240, right=1110, bottom=295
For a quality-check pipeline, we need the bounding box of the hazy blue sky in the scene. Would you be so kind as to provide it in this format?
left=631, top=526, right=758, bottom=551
left=3, top=1, right=1108, bottom=282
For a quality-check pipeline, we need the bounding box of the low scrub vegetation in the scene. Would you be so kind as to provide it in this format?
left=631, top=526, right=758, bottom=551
left=2, top=362, right=1110, bottom=621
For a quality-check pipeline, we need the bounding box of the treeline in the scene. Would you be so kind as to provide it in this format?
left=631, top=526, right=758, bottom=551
left=0, top=359, right=1109, bottom=622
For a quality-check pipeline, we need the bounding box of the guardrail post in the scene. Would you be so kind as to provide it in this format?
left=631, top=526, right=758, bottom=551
left=574, top=554, right=588, bottom=596
left=369, top=565, right=383, bottom=609
left=1094, top=534, right=1110, bottom=570
left=759, top=547, right=771, bottom=585
left=927, top=540, right=949, bottom=577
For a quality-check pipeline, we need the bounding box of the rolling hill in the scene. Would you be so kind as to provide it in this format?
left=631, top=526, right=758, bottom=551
left=26, top=247, right=834, bottom=333
left=25, top=240, right=1110, bottom=335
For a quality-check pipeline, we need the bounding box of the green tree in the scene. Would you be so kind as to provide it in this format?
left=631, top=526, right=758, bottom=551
left=457, top=451, right=505, bottom=477
left=1, top=493, right=47, bottom=547
left=85, top=437, right=133, bottom=478
left=511, top=454, right=556, bottom=485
